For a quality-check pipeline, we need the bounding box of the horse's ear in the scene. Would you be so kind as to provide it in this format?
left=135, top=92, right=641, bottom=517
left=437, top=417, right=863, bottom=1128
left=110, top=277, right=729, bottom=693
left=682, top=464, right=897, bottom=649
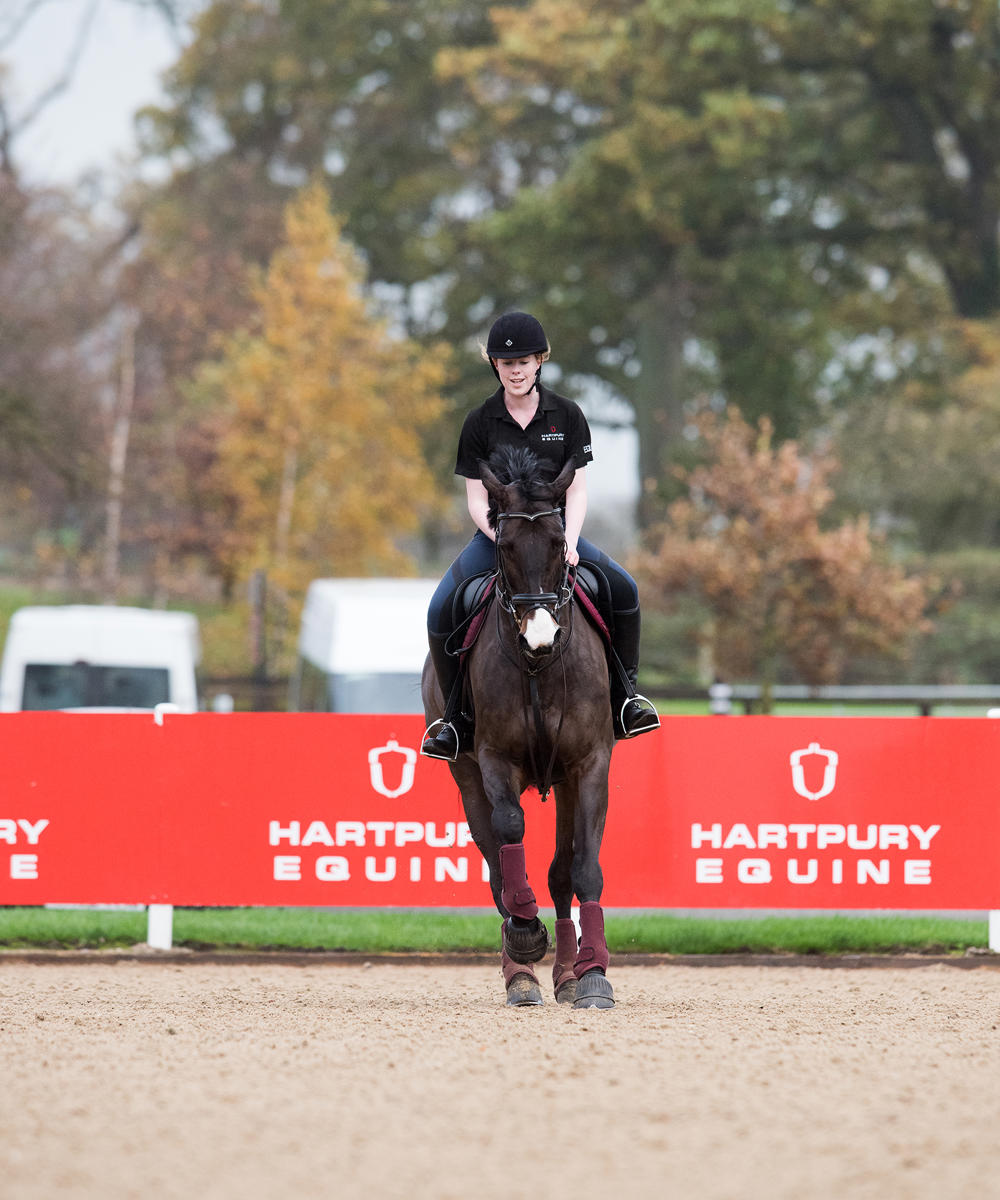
left=480, top=461, right=503, bottom=498
left=550, top=459, right=576, bottom=502
left=479, top=461, right=512, bottom=525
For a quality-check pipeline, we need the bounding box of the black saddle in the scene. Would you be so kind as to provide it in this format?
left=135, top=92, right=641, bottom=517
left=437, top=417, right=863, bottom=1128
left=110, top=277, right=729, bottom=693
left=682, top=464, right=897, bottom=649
left=453, top=571, right=495, bottom=627
left=573, top=563, right=614, bottom=637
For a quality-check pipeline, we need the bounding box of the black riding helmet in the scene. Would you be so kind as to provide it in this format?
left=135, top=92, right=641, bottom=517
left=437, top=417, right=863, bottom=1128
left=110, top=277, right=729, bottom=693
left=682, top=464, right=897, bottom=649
left=486, top=312, right=549, bottom=382
left=487, top=311, right=549, bottom=358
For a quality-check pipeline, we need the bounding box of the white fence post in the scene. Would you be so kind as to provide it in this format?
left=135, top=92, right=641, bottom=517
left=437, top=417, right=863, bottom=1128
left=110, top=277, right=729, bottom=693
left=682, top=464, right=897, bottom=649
left=146, top=904, right=174, bottom=950
left=986, top=709, right=1000, bottom=951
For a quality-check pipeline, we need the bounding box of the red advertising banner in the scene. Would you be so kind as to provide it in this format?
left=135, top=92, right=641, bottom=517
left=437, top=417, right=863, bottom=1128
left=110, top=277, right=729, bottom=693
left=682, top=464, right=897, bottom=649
left=1, top=713, right=998, bottom=908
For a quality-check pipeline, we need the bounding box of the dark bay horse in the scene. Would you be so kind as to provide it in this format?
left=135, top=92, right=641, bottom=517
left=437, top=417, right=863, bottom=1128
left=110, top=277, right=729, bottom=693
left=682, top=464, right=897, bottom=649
left=422, top=447, right=616, bottom=1008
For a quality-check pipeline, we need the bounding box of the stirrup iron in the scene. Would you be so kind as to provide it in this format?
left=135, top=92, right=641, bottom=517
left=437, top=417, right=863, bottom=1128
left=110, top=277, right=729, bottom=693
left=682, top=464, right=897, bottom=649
left=420, top=718, right=460, bottom=761
left=619, top=694, right=661, bottom=737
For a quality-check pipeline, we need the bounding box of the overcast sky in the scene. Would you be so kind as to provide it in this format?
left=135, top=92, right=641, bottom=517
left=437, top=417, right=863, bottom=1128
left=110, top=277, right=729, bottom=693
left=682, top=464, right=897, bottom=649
left=3, top=0, right=181, bottom=185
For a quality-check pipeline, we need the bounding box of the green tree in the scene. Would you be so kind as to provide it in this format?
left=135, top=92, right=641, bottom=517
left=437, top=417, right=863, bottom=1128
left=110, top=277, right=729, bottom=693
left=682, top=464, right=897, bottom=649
left=633, top=410, right=928, bottom=709
left=0, top=174, right=114, bottom=573
left=834, top=319, right=1000, bottom=553
left=439, top=0, right=832, bottom=517
left=439, top=0, right=1000, bottom=520
left=131, top=1, right=1000, bottom=526
left=134, top=0, right=496, bottom=302
left=188, top=182, right=447, bottom=598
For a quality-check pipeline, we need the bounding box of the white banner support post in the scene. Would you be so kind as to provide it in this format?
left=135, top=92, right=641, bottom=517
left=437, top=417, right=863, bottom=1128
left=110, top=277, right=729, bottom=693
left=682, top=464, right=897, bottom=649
left=986, top=708, right=1000, bottom=952
left=147, top=904, right=174, bottom=950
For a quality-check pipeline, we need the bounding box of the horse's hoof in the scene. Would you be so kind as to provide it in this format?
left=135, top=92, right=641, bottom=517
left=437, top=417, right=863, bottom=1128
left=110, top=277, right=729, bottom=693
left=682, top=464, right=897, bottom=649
left=503, top=917, right=550, bottom=965
left=506, top=974, right=544, bottom=1007
left=554, top=977, right=578, bottom=1005
left=572, top=970, right=615, bottom=1010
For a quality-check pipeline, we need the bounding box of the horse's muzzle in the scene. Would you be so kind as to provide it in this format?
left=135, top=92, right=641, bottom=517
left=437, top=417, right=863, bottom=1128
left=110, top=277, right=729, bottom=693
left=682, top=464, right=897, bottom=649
left=518, top=608, right=562, bottom=655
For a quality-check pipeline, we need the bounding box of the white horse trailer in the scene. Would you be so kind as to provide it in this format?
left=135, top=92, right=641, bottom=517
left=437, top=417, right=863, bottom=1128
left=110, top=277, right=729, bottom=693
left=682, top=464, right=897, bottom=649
left=0, top=605, right=201, bottom=713
left=290, top=578, right=437, bottom=714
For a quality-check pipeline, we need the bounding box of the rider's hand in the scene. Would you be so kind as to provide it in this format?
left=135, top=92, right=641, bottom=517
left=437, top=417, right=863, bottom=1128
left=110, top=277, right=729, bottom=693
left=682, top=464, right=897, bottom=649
left=565, top=540, right=580, bottom=567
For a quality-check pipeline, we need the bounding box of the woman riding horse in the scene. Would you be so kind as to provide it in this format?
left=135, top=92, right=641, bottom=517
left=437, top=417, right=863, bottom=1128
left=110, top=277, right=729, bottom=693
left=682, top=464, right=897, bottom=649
left=421, top=311, right=659, bottom=761
left=423, top=443, right=624, bottom=1006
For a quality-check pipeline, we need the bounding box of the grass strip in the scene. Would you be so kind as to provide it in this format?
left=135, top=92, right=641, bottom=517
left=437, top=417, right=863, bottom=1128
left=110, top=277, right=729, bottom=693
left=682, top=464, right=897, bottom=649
left=0, top=907, right=987, bottom=956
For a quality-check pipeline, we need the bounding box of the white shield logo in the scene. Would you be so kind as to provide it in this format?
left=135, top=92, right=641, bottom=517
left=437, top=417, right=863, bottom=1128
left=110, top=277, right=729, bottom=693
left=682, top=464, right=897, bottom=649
left=368, top=739, right=417, bottom=799
left=789, top=742, right=839, bottom=802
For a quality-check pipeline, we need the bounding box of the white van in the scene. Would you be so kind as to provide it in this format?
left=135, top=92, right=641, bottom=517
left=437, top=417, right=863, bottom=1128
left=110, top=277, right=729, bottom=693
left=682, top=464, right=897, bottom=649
left=0, top=605, right=201, bottom=713
left=290, top=578, right=437, bottom=714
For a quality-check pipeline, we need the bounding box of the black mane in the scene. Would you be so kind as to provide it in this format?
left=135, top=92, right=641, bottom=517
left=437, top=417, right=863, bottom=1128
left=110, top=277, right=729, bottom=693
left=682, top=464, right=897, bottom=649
left=482, top=447, right=555, bottom=531
left=484, top=446, right=548, bottom=494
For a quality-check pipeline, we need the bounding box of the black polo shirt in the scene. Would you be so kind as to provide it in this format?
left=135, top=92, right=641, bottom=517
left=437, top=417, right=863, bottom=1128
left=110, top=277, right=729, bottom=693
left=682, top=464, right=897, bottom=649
left=454, top=384, right=594, bottom=481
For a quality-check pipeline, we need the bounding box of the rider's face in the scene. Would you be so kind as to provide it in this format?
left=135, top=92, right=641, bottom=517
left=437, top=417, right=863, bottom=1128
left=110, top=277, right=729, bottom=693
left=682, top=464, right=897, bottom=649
left=493, top=355, right=542, bottom=398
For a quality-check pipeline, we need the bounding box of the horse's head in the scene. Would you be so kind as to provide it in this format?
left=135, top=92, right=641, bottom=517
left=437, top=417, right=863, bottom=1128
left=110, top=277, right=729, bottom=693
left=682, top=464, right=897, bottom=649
left=480, top=447, right=575, bottom=658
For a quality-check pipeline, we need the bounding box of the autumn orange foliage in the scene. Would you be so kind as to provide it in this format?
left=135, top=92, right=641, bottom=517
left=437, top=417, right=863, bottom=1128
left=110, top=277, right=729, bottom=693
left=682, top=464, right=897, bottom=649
left=190, top=182, right=448, bottom=600
left=633, top=410, right=928, bottom=708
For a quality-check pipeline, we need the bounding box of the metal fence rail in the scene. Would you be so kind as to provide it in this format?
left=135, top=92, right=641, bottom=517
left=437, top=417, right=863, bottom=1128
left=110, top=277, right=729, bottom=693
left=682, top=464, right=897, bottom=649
left=646, top=683, right=1000, bottom=716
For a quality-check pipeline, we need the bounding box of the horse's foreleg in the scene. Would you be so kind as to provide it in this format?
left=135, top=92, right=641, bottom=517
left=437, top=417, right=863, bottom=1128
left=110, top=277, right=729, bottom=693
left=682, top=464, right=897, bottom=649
left=551, top=918, right=579, bottom=1004
left=449, top=759, right=504, bottom=914
left=571, top=903, right=615, bottom=1008
left=547, top=785, right=575, bottom=920
left=498, top=842, right=537, bottom=919
left=568, top=758, right=615, bottom=1009
left=568, top=755, right=608, bottom=910
left=496, top=839, right=549, bottom=965
left=548, top=786, right=578, bottom=1003
left=488, top=780, right=537, bottom=921
left=574, top=900, right=610, bottom=977
left=501, top=922, right=544, bottom=1007
left=479, top=752, right=549, bottom=966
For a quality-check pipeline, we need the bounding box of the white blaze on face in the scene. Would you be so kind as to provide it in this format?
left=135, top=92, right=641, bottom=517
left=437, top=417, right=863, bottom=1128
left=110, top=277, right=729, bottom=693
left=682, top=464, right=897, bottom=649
left=521, top=607, right=559, bottom=651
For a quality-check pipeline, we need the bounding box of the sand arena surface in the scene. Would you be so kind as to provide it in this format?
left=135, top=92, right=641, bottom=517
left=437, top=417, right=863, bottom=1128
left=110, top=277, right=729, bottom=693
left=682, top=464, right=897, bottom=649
left=1, top=956, right=998, bottom=1200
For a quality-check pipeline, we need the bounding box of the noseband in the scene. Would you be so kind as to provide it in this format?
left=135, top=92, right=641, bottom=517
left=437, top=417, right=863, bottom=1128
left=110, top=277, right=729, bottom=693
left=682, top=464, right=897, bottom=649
left=494, top=509, right=573, bottom=625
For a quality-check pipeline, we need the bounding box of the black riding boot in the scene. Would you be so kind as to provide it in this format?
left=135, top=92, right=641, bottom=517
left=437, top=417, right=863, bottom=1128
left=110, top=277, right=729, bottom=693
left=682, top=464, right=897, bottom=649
left=420, top=632, right=474, bottom=760
left=610, top=606, right=660, bottom=739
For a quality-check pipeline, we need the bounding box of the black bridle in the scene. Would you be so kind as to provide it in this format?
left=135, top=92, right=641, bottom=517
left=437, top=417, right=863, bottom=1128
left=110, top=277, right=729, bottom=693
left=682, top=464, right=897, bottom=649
left=493, top=508, right=573, bottom=628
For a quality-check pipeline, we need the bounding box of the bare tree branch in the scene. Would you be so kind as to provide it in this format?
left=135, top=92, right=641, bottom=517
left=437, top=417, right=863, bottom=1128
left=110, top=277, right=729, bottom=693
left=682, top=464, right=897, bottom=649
left=134, top=0, right=188, bottom=31
left=0, top=88, right=12, bottom=176
left=0, top=0, right=188, bottom=52
left=8, top=0, right=101, bottom=139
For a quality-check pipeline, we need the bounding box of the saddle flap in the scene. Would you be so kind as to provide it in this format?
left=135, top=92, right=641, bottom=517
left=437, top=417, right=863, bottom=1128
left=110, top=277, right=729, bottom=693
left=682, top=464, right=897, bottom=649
left=572, top=564, right=613, bottom=643
left=446, top=572, right=496, bottom=657
left=453, top=571, right=495, bottom=627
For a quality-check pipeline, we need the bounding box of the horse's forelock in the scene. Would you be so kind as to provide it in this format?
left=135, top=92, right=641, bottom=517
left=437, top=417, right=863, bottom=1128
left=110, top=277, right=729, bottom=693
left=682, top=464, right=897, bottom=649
left=484, top=447, right=556, bottom=530
left=486, top=447, right=549, bottom=499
